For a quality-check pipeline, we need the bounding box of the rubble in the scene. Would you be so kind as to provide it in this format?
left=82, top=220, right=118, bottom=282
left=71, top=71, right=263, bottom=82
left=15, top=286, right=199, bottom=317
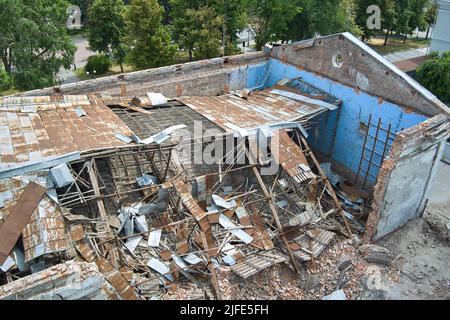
left=0, top=87, right=363, bottom=299
left=358, top=244, right=395, bottom=266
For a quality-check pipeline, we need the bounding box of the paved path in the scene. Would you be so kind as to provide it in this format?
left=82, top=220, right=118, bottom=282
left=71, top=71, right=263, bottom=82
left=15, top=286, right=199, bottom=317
left=383, top=47, right=429, bottom=63
left=58, top=35, right=94, bottom=84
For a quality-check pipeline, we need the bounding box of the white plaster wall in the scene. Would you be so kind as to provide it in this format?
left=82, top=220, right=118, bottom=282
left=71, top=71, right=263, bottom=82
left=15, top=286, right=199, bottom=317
left=373, top=144, right=440, bottom=239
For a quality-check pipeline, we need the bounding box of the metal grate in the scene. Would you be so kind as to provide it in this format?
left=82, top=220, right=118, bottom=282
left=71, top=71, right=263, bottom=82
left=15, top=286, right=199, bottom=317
left=284, top=77, right=342, bottom=106
left=355, top=114, right=399, bottom=190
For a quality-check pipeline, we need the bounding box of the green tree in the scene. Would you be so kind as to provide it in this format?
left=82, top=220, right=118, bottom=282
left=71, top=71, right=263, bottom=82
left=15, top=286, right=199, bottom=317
left=0, top=70, right=11, bottom=91
left=416, top=51, right=450, bottom=104
left=88, top=0, right=128, bottom=72
left=173, top=6, right=224, bottom=60
left=247, top=0, right=303, bottom=49
left=355, top=0, right=382, bottom=42
left=381, top=0, right=397, bottom=45
left=214, top=0, right=249, bottom=54
left=170, top=0, right=248, bottom=56
left=125, top=0, right=177, bottom=69
left=408, top=0, right=428, bottom=38
left=0, top=0, right=21, bottom=74
left=282, top=0, right=361, bottom=42
left=394, top=0, right=413, bottom=42
left=0, top=0, right=76, bottom=90
left=424, top=0, right=437, bottom=39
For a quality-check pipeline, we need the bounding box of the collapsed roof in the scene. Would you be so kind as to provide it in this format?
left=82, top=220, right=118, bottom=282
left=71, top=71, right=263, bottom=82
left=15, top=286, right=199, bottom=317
left=0, top=32, right=448, bottom=300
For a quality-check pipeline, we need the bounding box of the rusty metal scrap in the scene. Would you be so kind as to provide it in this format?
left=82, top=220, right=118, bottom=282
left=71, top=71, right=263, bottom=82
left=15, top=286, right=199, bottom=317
left=178, top=88, right=327, bottom=132
left=273, top=130, right=316, bottom=183
left=22, top=195, right=70, bottom=262
left=0, top=260, right=120, bottom=300
left=95, top=257, right=140, bottom=300
left=230, top=249, right=289, bottom=279
left=0, top=182, right=46, bottom=265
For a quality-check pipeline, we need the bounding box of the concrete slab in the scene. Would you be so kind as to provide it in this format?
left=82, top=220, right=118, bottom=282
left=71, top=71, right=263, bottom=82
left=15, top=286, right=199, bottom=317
left=427, top=160, right=450, bottom=207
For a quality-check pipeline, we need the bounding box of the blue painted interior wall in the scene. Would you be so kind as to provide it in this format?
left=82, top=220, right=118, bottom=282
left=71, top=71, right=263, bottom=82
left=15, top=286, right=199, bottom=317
left=245, top=58, right=428, bottom=183
left=245, top=62, right=269, bottom=89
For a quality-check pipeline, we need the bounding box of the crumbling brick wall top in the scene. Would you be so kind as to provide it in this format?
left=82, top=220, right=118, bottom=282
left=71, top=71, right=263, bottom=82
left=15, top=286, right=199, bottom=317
left=270, top=33, right=449, bottom=117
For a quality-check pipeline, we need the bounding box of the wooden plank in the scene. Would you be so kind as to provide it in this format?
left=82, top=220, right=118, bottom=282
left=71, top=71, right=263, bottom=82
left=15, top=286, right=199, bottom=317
left=298, top=134, right=352, bottom=237
left=251, top=166, right=300, bottom=272
left=200, top=232, right=222, bottom=300
left=87, top=160, right=119, bottom=266
left=0, top=182, right=46, bottom=265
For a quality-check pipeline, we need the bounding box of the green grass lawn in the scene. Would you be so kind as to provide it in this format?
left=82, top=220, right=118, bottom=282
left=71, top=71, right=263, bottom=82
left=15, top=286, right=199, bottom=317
left=75, top=62, right=134, bottom=80
left=0, top=88, right=19, bottom=96
left=368, top=34, right=430, bottom=55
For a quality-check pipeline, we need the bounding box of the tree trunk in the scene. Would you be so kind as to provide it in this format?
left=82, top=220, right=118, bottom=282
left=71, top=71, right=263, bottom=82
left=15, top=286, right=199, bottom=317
left=2, top=48, right=12, bottom=74
left=189, top=49, right=192, bottom=61
left=384, top=29, right=390, bottom=46
left=425, top=26, right=430, bottom=40
left=7, top=49, right=12, bottom=74
left=403, top=33, right=407, bottom=43
left=119, top=61, right=124, bottom=73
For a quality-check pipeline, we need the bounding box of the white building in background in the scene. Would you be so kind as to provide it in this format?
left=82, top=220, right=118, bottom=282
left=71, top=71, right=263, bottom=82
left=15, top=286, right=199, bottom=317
left=430, top=0, right=450, bottom=53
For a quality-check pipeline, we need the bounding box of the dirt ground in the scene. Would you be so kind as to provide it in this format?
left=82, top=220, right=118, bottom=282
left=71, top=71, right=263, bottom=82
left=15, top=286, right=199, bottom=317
left=359, top=218, right=450, bottom=300
left=359, top=160, right=450, bottom=300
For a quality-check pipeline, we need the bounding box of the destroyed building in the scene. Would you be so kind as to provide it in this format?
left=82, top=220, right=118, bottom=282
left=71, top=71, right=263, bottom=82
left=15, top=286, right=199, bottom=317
left=0, top=32, right=448, bottom=300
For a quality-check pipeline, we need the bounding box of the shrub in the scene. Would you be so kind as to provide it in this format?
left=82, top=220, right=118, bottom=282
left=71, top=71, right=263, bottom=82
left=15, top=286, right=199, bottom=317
left=0, top=70, right=11, bottom=91
left=416, top=51, right=450, bottom=104
left=84, top=55, right=112, bottom=75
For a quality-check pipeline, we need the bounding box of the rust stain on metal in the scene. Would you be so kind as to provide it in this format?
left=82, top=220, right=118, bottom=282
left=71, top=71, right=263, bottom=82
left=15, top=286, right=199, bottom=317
left=0, top=181, right=46, bottom=265
left=95, top=257, right=139, bottom=300
left=0, top=96, right=132, bottom=170
left=177, top=88, right=324, bottom=131
left=22, top=195, right=70, bottom=262
left=173, top=179, right=217, bottom=256
left=272, top=131, right=316, bottom=183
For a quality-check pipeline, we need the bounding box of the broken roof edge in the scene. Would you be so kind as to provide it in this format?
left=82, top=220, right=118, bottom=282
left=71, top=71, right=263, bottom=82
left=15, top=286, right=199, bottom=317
left=4, top=51, right=268, bottom=98
left=0, top=95, right=91, bottom=108
left=0, top=152, right=81, bottom=179
left=340, top=32, right=449, bottom=115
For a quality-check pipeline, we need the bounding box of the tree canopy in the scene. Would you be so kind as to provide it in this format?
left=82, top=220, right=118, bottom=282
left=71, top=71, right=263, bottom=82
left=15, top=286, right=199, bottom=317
left=283, top=0, right=361, bottom=42
left=124, top=0, right=177, bottom=69
left=172, top=6, right=224, bottom=60
left=88, top=0, right=128, bottom=72
left=0, top=0, right=76, bottom=90
left=416, top=51, right=450, bottom=104
left=248, top=0, right=303, bottom=49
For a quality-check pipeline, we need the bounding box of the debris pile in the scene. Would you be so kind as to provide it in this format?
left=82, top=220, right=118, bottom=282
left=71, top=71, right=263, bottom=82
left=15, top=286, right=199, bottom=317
left=0, top=88, right=372, bottom=300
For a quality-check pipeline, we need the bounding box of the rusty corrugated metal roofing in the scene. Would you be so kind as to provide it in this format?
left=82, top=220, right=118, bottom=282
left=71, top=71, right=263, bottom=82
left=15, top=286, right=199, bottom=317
left=0, top=96, right=132, bottom=171
left=177, top=89, right=326, bottom=132
left=22, top=195, right=70, bottom=262
left=274, top=131, right=316, bottom=183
